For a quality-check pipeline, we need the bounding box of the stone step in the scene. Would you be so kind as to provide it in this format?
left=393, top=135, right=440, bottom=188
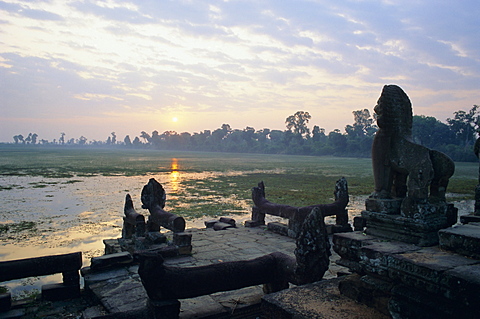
left=439, top=224, right=480, bottom=259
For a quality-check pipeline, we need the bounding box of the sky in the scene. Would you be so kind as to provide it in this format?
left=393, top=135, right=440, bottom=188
left=0, top=0, right=479, bottom=143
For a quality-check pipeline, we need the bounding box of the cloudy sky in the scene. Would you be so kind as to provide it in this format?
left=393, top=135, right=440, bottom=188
left=0, top=0, right=479, bottom=143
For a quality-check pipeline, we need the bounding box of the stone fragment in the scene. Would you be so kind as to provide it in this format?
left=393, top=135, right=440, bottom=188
left=219, top=217, right=236, bottom=226
left=103, top=239, right=121, bottom=254
left=267, top=222, right=288, bottom=237
left=145, top=232, right=167, bottom=244
left=213, top=222, right=234, bottom=231
left=90, top=251, right=133, bottom=270
left=244, top=220, right=264, bottom=227
left=353, top=216, right=366, bottom=231
left=173, top=232, right=192, bottom=247
left=204, top=220, right=218, bottom=228
left=460, top=214, right=480, bottom=224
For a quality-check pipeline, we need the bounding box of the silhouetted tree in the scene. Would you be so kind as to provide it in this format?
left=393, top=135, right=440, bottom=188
left=286, top=111, right=311, bottom=137
left=124, top=135, right=132, bottom=146
left=78, top=136, right=87, bottom=145
left=447, top=105, right=479, bottom=149
left=132, top=136, right=141, bottom=146
left=140, top=131, right=151, bottom=144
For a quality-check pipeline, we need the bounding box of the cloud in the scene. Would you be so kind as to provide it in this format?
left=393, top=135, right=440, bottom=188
left=0, top=0, right=479, bottom=141
left=0, top=1, right=63, bottom=21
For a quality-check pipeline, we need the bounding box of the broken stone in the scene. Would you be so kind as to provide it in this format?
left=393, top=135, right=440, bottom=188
left=205, top=220, right=218, bottom=228
left=173, top=232, right=192, bottom=247
left=219, top=217, right=236, bottom=226
left=267, top=222, right=288, bottom=237
left=213, top=222, right=235, bottom=231
left=90, top=251, right=133, bottom=270
left=145, top=232, right=167, bottom=244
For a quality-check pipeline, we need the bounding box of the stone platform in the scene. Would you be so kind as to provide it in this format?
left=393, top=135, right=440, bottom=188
left=81, top=225, right=353, bottom=318
left=262, top=277, right=389, bottom=319
left=333, top=229, right=480, bottom=318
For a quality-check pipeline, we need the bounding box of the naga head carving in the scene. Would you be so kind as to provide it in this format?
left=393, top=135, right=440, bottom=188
left=374, top=85, right=413, bottom=137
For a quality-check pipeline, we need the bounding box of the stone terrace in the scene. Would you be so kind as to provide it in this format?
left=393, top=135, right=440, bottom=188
left=81, top=225, right=352, bottom=318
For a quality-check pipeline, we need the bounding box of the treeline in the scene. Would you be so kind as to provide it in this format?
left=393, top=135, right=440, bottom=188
left=10, top=106, right=480, bottom=162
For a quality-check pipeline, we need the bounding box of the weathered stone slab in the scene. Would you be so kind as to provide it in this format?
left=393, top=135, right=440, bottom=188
left=90, top=251, right=133, bottom=270
left=204, top=220, right=217, bottom=228
left=366, top=198, right=402, bottom=214
left=103, top=238, right=122, bottom=254
left=179, top=295, right=227, bottom=318
left=267, top=222, right=289, bottom=236
left=338, top=274, right=392, bottom=316
left=213, top=222, right=234, bottom=231
left=359, top=241, right=420, bottom=277
left=82, top=267, right=130, bottom=286
left=173, top=232, right=192, bottom=247
left=361, top=211, right=445, bottom=246
left=95, top=278, right=146, bottom=313
left=387, top=246, right=479, bottom=295
left=261, top=277, right=389, bottom=319
left=460, top=214, right=480, bottom=224
left=438, top=224, right=480, bottom=259
left=244, top=219, right=265, bottom=227
left=389, top=284, right=460, bottom=319
left=219, top=217, right=236, bottom=226
left=145, top=232, right=167, bottom=244
left=440, top=263, right=480, bottom=307
left=333, top=232, right=378, bottom=262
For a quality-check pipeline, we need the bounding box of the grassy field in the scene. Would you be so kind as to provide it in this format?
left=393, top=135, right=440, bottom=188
left=0, top=145, right=477, bottom=210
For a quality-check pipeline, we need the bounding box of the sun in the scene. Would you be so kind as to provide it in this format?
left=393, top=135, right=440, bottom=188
left=172, top=117, right=178, bottom=123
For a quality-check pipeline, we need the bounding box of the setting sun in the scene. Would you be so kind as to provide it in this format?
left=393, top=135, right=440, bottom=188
left=172, top=117, right=178, bottom=123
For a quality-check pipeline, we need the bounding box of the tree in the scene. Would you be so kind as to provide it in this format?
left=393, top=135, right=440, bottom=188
left=78, top=136, right=87, bottom=145
left=140, top=131, right=151, bottom=144
left=447, top=105, right=479, bottom=148
left=111, top=132, right=116, bottom=145
left=312, top=125, right=326, bottom=143
left=285, top=111, right=311, bottom=137
left=132, top=136, right=141, bottom=146
left=59, top=132, right=65, bottom=145
left=124, top=135, right=132, bottom=146
left=412, top=115, right=454, bottom=148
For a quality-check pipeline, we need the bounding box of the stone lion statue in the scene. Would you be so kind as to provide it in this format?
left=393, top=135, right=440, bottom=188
left=370, top=85, right=454, bottom=215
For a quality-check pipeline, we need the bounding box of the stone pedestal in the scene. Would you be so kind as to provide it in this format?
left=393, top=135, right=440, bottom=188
left=362, top=199, right=457, bottom=247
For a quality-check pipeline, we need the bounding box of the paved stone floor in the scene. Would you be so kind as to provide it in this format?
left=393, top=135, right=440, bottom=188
left=83, top=225, right=350, bottom=318
left=0, top=225, right=351, bottom=319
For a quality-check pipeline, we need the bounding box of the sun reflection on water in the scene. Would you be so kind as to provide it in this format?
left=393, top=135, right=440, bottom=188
left=170, top=158, right=180, bottom=192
